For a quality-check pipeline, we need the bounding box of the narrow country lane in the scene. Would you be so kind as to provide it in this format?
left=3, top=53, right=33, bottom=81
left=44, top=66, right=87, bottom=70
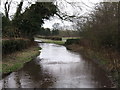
left=0, top=42, right=113, bottom=88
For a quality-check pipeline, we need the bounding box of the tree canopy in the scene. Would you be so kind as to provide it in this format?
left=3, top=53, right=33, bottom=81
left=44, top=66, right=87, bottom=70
left=2, top=1, right=58, bottom=39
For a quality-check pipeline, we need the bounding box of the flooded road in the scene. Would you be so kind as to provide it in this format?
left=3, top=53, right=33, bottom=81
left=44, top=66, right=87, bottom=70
left=0, top=43, right=113, bottom=88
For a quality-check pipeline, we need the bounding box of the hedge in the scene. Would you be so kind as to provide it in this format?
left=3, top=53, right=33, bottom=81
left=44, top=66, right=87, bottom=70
left=65, top=39, right=80, bottom=45
left=36, top=36, right=62, bottom=41
left=2, top=39, right=31, bottom=55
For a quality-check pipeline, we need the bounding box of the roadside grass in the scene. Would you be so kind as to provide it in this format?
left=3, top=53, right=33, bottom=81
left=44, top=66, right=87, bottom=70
left=42, top=39, right=65, bottom=45
left=2, top=46, right=40, bottom=74
left=35, top=37, right=65, bottom=45
left=62, top=37, right=80, bottom=40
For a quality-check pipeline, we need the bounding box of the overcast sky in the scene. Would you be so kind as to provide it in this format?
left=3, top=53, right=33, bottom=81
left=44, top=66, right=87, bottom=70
left=43, top=0, right=100, bottom=29
left=0, top=0, right=101, bottom=29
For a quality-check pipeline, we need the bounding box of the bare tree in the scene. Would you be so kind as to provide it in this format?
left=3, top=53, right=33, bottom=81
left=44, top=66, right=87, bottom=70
left=4, top=0, right=12, bottom=19
left=14, top=0, right=24, bottom=18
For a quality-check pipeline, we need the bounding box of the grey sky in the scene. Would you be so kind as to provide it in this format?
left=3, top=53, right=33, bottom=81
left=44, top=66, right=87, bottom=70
left=43, top=0, right=100, bottom=29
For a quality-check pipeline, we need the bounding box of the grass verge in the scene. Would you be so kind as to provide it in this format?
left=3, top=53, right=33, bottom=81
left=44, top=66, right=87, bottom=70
left=35, top=37, right=65, bottom=45
left=62, top=37, right=80, bottom=40
left=2, top=45, right=41, bottom=75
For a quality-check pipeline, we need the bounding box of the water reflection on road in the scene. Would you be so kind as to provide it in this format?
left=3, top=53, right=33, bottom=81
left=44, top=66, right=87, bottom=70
left=0, top=43, right=112, bottom=88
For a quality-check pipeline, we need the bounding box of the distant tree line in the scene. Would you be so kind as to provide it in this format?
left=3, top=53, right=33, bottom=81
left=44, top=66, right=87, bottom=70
left=38, top=27, right=59, bottom=36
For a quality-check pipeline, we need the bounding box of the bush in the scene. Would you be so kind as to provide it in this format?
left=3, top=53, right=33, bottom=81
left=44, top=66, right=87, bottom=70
left=2, top=39, right=31, bottom=55
left=65, top=39, right=80, bottom=45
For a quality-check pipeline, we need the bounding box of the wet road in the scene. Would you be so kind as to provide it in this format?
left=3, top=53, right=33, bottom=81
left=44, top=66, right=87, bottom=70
left=0, top=43, right=113, bottom=88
